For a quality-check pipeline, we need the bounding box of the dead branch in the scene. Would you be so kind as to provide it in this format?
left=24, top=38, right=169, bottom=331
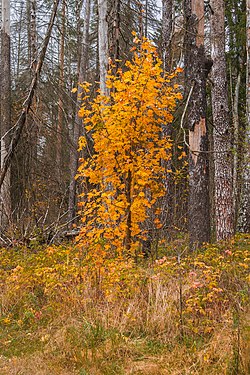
left=0, top=0, right=60, bottom=188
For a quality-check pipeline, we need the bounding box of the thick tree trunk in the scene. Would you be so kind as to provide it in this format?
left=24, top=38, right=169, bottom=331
left=238, top=0, right=250, bottom=232
left=0, top=0, right=11, bottom=229
left=97, top=0, right=109, bottom=96
left=68, top=0, right=90, bottom=225
left=184, top=0, right=210, bottom=247
left=211, top=0, right=234, bottom=240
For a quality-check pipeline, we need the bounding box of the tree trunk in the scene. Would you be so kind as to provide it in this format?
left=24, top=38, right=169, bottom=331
left=0, top=0, right=11, bottom=229
left=97, top=0, right=109, bottom=95
left=211, top=0, right=234, bottom=241
left=68, top=0, right=90, bottom=225
left=184, top=0, right=210, bottom=248
left=57, top=0, right=65, bottom=182
left=110, top=0, right=120, bottom=72
left=162, top=0, right=173, bottom=71
left=238, top=0, right=250, bottom=232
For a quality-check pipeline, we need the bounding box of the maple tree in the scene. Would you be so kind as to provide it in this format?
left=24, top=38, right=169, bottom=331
left=77, top=36, right=182, bottom=261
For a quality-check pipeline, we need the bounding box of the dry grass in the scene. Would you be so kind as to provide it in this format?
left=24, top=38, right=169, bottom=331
left=0, top=236, right=250, bottom=374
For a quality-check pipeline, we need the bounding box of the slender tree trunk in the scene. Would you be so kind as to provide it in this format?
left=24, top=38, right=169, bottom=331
left=0, top=0, right=11, bottom=229
left=238, top=0, right=250, bottom=232
left=232, top=71, right=241, bottom=225
left=110, top=0, right=120, bottom=72
left=57, top=0, right=65, bottom=181
left=97, top=0, right=109, bottom=95
left=161, top=0, right=174, bottom=238
left=68, top=0, right=90, bottom=225
left=211, top=0, right=234, bottom=241
left=162, top=0, right=173, bottom=71
left=184, top=0, right=210, bottom=247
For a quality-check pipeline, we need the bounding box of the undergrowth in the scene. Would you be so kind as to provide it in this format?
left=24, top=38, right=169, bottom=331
left=0, top=234, right=250, bottom=374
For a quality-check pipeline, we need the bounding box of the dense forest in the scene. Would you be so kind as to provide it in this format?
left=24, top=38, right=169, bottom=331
left=0, top=0, right=250, bottom=374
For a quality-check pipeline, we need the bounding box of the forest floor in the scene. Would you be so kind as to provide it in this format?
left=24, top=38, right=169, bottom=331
left=0, top=234, right=250, bottom=374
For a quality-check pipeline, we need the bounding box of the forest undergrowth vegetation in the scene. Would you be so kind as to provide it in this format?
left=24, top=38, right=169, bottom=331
left=0, top=234, right=250, bottom=374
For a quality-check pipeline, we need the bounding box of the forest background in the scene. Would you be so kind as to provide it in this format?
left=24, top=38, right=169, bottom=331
left=0, top=0, right=250, bottom=374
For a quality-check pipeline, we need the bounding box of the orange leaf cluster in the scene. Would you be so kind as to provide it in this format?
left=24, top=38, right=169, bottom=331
left=77, top=36, right=182, bottom=260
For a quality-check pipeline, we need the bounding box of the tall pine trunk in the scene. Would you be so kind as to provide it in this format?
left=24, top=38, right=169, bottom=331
left=184, top=0, right=210, bottom=247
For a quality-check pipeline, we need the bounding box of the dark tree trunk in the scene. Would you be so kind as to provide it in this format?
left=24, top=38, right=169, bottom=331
left=184, top=0, right=210, bottom=247
left=162, top=0, right=173, bottom=71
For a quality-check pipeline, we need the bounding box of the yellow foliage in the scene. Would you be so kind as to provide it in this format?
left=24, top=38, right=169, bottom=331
left=77, top=36, right=182, bottom=262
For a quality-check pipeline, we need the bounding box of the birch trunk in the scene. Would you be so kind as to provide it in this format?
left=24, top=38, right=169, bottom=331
left=0, top=0, right=11, bottom=229
left=98, top=0, right=109, bottom=96
left=110, top=0, right=120, bottom=72
left=211, top=0, right=234, bottom=240
left=184, top=0, right=210, bottom=247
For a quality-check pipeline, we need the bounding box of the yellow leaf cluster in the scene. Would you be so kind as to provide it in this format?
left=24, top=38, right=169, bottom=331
left=77, top=36, right=182, bottom=261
